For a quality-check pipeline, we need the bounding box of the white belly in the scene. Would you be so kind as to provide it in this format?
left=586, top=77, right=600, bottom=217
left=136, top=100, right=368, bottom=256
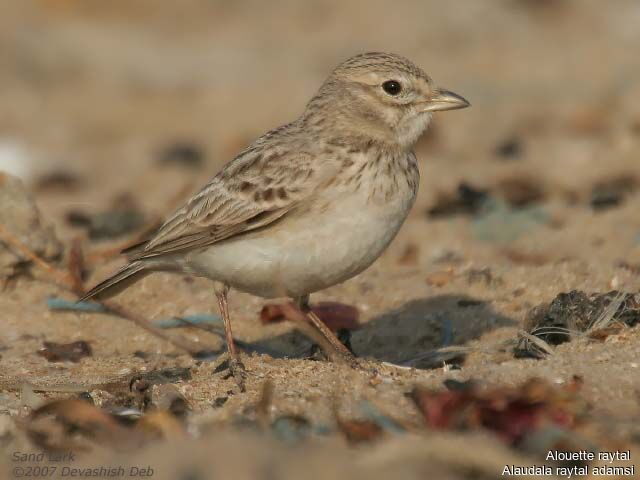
left=185, top=181, right=416, bottom=298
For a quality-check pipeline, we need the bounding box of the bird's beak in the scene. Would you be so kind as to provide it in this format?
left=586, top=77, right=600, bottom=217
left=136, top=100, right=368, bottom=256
left=422, top=88, right=470, bottom=112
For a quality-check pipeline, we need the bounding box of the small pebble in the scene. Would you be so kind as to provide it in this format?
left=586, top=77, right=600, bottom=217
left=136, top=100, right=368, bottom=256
left=157, top=143, right=205, bottom=169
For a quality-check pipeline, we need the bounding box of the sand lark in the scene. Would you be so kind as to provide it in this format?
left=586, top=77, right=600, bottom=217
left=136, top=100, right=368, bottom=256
left=82, top=52, right=469, bottom=379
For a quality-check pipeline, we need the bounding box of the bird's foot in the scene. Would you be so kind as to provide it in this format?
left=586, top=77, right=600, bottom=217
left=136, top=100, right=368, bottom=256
left=213, top=354, right=247, bottom=392
left=305, top=344, right=379, bottom=377
left=348, top=356, right=377, bottom=372
left=227, top=357, right=247, bottom=392
left=308, top=345, right=355, bottom=363
left=307, top=328, right=355, bottom=361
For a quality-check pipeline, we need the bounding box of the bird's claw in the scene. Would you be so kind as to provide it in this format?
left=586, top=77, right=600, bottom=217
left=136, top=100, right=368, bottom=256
left=226, top=357, right=247, bottom=391
left=213, top=354, right=247, bottom=392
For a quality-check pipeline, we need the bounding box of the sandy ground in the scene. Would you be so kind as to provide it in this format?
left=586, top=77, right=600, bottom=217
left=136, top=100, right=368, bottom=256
left=1, top=1, right=640, bottom=479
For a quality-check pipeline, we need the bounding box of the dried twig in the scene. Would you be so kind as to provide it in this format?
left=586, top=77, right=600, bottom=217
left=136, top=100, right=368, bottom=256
left=0, top=225, right=206, bottom=355
left=101, top=300, right=202, bottom=354
left=515, top=330, right=554, bottom=359
left=588, top=291, right=627, bottom=332
left=0, top=223, right=72, bottom=287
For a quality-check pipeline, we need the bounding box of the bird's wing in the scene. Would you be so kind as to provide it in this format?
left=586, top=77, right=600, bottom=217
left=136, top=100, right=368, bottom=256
left=129, top=146, right=325, bottom=259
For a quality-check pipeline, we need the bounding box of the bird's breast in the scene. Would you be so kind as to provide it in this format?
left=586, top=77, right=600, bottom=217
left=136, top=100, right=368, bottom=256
left=187, top=152, right=418, bottom=298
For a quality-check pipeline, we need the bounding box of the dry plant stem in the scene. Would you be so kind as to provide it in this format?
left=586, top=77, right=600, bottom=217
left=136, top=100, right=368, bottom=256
left=0, top=225, right=202, bottom=354
left=102, top=300, right=202, bottom=354
left=589, top=291, right=626, bottom=332
left=0, top=224, right=72, bottom=287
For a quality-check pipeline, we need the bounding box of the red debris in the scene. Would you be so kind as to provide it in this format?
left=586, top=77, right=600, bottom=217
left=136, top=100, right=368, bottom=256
left=411, top=378, right=586, bottom=446
left=260, top=301, right=360, bottom=331
left=38, top=340, right=92, bottom=362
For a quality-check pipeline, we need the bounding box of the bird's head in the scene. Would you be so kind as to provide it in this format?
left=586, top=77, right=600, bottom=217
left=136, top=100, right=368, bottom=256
left=305, top=52, right=469, bottom=151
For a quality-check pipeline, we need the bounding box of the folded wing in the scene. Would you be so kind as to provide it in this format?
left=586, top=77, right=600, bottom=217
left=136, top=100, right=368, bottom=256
left=128, top=147, right=321, bottom=259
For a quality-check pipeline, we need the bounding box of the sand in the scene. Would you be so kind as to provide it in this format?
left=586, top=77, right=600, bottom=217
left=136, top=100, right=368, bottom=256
left=1, top=1, right=639, bottom=478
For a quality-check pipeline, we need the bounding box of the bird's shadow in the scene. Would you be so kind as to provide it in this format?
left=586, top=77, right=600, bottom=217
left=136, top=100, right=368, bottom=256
left=251, top=294, right=516, bottom=369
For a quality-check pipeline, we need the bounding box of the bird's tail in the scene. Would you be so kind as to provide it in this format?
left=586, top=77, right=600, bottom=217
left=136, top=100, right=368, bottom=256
left=79, top=261, right=149, bottom=302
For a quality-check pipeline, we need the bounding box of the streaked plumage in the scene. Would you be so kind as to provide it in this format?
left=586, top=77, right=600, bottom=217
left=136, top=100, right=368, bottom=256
left=81, top=52, right=469, bottom=375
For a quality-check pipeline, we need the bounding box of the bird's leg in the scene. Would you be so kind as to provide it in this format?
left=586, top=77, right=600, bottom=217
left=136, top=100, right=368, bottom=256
left=294, top=295, right=354, bottom=361
left=215, top=283, right=236, bottom=356
left=214, top=282, right=246, bottom=390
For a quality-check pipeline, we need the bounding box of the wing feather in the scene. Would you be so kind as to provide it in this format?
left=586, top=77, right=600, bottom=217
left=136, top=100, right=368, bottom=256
left=130, top=146, right=322, bottom=259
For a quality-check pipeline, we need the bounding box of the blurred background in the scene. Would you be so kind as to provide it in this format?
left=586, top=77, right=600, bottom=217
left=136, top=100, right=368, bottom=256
left=1, top=0, right=639, bottom=214
left=1, top=2, right=640, bottom=478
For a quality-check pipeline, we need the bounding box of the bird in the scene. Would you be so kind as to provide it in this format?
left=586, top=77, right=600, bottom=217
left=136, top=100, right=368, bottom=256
left=81, top=52, right=469, bottom=383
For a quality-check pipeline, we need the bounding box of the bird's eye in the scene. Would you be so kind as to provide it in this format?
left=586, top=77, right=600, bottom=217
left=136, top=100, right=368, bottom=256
left=382, top=80, right=402, bottom=96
